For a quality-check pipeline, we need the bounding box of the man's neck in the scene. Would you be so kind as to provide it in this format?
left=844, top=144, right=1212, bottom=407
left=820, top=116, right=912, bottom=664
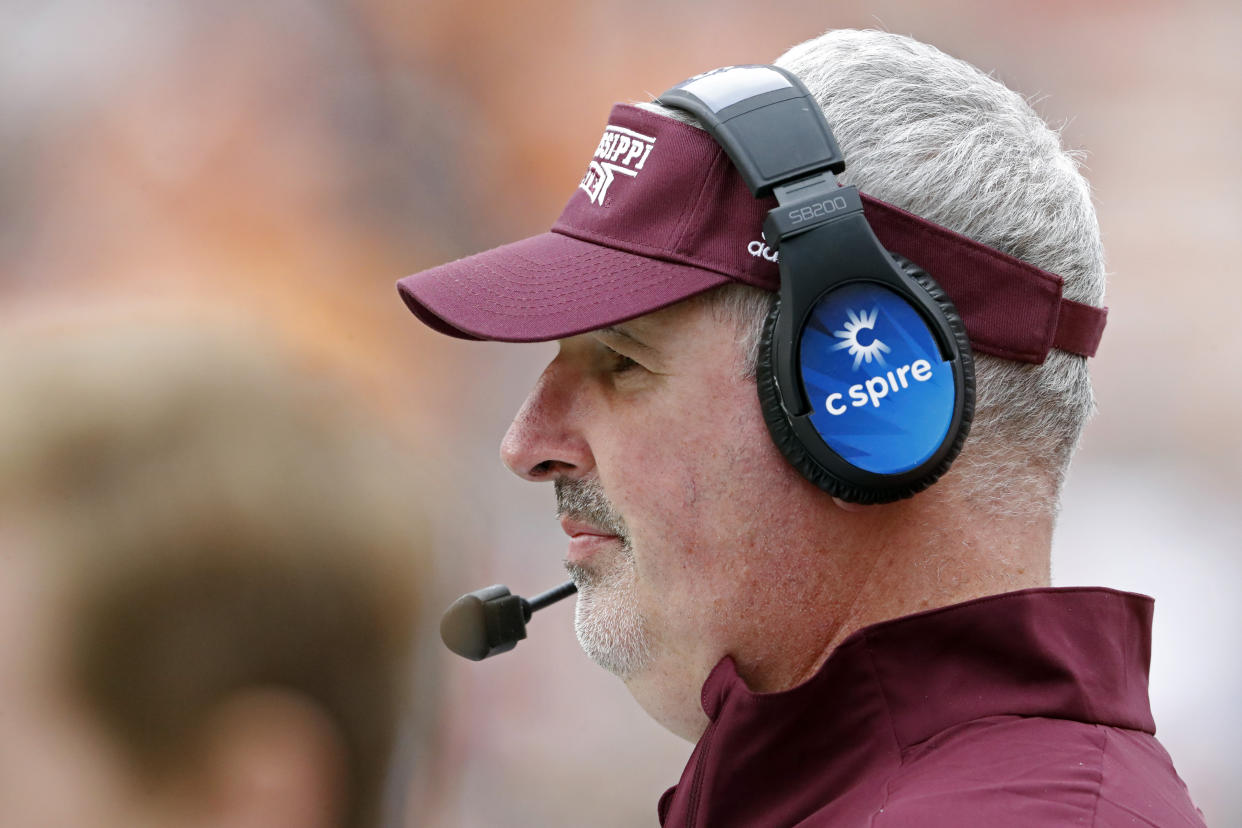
left=735, top=486, right=1055, bottom=696
left=622, top=478, right=1055, bottom=743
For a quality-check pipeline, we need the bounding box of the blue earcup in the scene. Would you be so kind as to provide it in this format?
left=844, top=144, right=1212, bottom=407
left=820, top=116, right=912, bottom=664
left=757, top=254, right=974, bottom=503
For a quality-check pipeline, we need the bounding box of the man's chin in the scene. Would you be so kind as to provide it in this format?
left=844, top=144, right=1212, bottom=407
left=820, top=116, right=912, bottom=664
left=568, top=565, right=652, bottom=680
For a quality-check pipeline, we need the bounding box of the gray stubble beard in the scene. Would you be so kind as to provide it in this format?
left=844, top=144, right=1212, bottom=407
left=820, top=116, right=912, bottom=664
left=556, top=478, right=653, bottom=680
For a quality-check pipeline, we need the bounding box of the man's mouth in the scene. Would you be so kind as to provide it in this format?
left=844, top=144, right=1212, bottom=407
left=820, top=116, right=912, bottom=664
left=559, top=516, right=621, bottom=564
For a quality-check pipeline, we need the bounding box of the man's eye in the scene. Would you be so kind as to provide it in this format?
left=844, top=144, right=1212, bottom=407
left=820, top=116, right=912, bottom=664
left=601, top=346, right=640, bottom=374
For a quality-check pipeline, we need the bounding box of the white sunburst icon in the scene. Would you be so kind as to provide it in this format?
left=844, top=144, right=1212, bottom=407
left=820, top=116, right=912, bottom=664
left=832, top=308, right=892, bottom=369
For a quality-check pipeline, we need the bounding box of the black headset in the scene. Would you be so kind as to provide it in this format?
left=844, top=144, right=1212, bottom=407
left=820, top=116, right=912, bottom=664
left=657, top=65, right=974, bottom=504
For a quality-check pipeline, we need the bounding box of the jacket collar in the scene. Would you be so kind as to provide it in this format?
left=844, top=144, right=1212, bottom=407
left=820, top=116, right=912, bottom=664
left=658, top=587, right=1156, bottom=826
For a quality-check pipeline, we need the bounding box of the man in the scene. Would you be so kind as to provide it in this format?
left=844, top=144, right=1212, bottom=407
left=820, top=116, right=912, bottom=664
left=0, top=319, right=428, bottom=828
left=398, top=29, right=1204, bottom=827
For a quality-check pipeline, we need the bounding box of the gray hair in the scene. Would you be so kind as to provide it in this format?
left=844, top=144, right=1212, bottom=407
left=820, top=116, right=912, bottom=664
left=644, top=29, right=1107, bottom=516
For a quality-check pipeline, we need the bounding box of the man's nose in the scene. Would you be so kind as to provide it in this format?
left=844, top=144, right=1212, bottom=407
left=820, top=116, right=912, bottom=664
left=500, top=359, right=594, bottom=482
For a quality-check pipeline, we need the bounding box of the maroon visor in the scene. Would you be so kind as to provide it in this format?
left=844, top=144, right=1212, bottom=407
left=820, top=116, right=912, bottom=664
left=397, top=105, right=1106, bottom=364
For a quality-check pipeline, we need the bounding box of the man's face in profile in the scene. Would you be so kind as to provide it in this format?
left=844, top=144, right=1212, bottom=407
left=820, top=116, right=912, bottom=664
left=499, top=295, right=852, bottom=737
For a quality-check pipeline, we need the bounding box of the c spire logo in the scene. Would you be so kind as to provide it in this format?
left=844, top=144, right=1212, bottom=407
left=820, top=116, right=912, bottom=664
left=801, top=283, right=956, bottom=475
left=578, top=124, right=657, bottom=206
left=831, top=308, right=891, bottom=370
left=820, top=304, right=935, bottom=417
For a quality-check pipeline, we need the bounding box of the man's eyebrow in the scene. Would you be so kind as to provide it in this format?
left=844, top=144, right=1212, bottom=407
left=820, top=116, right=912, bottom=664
left=597, top=325, right=650, bottom=348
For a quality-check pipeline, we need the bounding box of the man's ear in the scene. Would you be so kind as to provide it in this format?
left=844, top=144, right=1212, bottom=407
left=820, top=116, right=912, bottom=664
left=187, top=688, right=349, bottom=828
left=832, top=497, right=871, bottom=513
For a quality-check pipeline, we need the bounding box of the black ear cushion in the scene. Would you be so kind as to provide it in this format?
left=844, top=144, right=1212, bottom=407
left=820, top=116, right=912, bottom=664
left=896, top=253, right=975, bottom=483
left=757, top=300, right=876, bottom=503
left=756, top=254, right=975, bottom=504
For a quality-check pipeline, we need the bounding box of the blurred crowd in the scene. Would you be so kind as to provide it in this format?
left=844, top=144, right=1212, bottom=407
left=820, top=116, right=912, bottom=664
left=2, top=1, right=1239, bottom=826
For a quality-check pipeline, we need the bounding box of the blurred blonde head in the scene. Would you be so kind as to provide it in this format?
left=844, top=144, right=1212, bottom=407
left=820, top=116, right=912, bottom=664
left=0, top=314, right=429, bottom=828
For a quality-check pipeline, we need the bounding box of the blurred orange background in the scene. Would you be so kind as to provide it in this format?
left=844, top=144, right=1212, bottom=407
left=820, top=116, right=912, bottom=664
left=3, top=1, right=1239, bottom=825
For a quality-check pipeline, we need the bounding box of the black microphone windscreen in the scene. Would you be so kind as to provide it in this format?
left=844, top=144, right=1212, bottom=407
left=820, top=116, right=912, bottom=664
left=440, top=592, right=492, bottom=661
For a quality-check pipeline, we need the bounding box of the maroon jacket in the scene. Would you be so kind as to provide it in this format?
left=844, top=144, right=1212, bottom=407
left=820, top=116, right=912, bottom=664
left=658, top=588, right=1205, bottom=827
